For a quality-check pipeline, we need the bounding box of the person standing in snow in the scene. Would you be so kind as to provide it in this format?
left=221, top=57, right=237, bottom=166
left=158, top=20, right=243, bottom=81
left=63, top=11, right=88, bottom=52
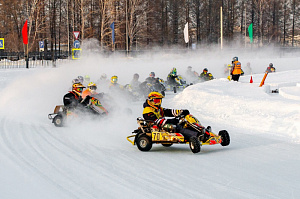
left=231, top=56, right=242, bottom=81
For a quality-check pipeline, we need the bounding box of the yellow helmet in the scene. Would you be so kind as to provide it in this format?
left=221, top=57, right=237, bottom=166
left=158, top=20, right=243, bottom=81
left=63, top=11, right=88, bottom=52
left=87, top=82, right=97, bottom=91
left=148, top=91, right=164, bottom=106
left=111, top=75, right=118, bottom=84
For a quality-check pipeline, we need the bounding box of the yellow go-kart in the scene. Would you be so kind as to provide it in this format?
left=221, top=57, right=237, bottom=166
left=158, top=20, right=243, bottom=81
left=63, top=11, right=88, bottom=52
left=127, top=114, right=230, bottom=153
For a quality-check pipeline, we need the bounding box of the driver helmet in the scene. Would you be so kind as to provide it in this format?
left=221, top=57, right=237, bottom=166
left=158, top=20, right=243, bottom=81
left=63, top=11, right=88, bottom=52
left=269, top=63, right=273, bottom=67
left=233, top=56, right=238, bottom=62
left=133, top=73, right=139, bottom=80
left=100, top=73, right=107, bottom=80
left=111, top=75, right=118, bottom=84
left=84, top=75, right=90, bottom=83
left=203, top=68, right=208, bottom=73
left=72, top=78, right=80, bottom=84
left=148, top=91, right=164, bottom=107
left=171, top=67, right=177, bottom=76
left=87, top=82, right=97, bottom=94
left=72, top=83, right=85, bottom=95
left=77, top=76, right=84, bottom=83
left=149, top=72, right=155, bottom=78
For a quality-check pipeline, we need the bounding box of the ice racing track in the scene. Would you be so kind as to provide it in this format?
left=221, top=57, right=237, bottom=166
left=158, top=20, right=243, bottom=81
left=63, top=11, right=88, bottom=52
left=1, top=102, right=300, bottom=199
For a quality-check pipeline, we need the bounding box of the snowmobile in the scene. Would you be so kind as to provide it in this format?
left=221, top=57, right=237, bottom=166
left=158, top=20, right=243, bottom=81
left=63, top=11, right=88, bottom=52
left=48, top=96, right=108, bottom=127
left=127, top=114, right=230, bottom=153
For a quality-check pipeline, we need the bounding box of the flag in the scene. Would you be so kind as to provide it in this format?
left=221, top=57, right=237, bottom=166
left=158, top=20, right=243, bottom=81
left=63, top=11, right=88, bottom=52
left=184, top=22, right=189, bottom=43
left=110, top=22, right=115, bottom=44
left=22, top=20, right=28, bottom=44
left=248, top=23, right=253, bottom=43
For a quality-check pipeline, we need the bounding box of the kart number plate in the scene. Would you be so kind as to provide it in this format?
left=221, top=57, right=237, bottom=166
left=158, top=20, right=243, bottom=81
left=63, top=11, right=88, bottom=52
left=152, top=132, right=163, bottom=141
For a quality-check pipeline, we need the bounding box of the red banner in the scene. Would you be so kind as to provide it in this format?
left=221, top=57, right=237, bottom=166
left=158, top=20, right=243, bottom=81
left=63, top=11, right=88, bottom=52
left=22, top=20, right=28, bottom=44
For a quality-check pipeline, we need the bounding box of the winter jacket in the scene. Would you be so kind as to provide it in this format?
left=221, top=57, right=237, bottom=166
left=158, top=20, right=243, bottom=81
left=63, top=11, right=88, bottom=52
left=231, top=61, right=242, bottom=75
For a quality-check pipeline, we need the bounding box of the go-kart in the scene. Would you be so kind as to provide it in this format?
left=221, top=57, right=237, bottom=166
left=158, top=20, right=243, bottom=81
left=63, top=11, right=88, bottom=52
left=48, top=105, right=69, bottom=127
left=127, top=114, right=230, bottom=153
left=166, top=75, right=189, bottom=93
left=48, top=97, right=108, bottom=127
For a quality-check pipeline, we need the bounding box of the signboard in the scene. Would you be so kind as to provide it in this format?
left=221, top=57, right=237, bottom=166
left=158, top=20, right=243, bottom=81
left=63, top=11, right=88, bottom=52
left=0, top=38, right=4, bottom=49
left=39, top=41, right=44, bottom=52
left=73, top=31, right=80, bottom=40
left=72, top=48, right=81, bottom=59
left=73, top=40, right=80, bottom=48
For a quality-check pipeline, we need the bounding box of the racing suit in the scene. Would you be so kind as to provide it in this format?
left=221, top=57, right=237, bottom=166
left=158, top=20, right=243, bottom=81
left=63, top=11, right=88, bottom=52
left=142, top=99, right=197, bottom=140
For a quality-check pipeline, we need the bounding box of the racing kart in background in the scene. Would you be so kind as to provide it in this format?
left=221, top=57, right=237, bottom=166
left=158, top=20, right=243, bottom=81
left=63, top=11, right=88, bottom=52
left=165, top=75, right=190, bottom=93
left=127, top=114, right=230, bottom=153
left=48, top=97, right=108, bottom=127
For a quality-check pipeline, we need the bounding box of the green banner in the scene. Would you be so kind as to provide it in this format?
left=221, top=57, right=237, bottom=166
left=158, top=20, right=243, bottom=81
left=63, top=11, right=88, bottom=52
left=248, top=23, right=253, bottom=43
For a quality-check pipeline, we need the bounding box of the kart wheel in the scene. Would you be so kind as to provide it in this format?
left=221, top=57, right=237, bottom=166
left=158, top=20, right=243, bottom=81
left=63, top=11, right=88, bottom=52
left=173, top=87, right=177, bottom=93
left=53, top=115, right=64, bottom=127
left=162, top=143, right=173, bottom=147
left=189, top=136, right=201, bottom=153
left=136, top=135, right=152, bottom=151
left=219, top=130, right=230, bottom=146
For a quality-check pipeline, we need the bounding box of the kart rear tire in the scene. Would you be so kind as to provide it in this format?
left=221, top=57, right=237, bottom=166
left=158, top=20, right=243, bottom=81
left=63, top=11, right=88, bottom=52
left=53, top=115, right=64, bottom=127
left=189, top=136, right=201, bottom=153
left=162, top=143, right=173, bottom=147
left=219, top=130, right=230, bottom=146
left=136, top=135, right=152, bottom=151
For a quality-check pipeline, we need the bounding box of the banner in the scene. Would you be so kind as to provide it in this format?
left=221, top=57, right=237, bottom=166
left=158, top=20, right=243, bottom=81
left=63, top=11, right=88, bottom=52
left=110, top=22, right=115, bottom=44
left=248, top=23, right=253, bottom=43
left=184, top=22, right=189, bottom=43
left=22, top=20, right=28, bottom=44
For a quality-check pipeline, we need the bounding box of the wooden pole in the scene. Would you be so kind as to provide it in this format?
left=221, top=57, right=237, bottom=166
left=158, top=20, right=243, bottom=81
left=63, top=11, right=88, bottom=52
left=220, top=6, right=223, bottom=50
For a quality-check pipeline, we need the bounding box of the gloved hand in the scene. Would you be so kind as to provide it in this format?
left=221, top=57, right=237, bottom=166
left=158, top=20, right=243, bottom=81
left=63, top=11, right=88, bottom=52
left=167, top=118, right=179, bottom=125
left=181, top=109, right=190, bottom=116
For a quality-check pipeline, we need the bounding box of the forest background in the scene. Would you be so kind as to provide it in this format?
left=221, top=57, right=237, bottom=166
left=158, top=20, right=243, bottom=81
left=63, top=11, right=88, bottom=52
left=0, top=0, right=299, bottom=59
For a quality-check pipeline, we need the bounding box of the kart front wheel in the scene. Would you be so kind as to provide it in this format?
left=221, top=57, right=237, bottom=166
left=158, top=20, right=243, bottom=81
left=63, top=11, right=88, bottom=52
left=219, top=130, right=230, bottom=146
left=53, top=115, right=64, bottom=127
left=189, top=136, right=201, bottom=153
left=136, top=135, right=152, bottom=151
left=173, top=87, right=177, bottom=93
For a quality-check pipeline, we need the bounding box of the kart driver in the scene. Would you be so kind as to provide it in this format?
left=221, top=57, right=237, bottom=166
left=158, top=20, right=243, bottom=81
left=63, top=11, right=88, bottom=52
left=63, top=82, right=107, bottom=115
left=63, top=82, right=87, bottom=111
left=143, top=92, right=200, bottom=142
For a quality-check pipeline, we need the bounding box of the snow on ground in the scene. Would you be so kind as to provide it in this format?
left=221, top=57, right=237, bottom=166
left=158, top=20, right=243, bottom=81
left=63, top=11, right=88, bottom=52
left=0, top=49, right=300, bottom=199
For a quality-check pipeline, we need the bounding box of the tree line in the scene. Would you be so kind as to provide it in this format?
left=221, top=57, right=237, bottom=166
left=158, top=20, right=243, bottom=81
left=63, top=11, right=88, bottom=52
left=0, top=0, right=299, bottom=56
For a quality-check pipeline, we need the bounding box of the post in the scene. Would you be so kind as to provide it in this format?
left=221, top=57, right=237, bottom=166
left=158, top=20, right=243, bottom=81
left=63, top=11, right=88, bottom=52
left=67, top=0, right=69, bottom=58
left=259, top=71, right=268, bottom=87
left=220, top=6, right=223, bottom=50
left=244, top=6, right=247, bottom=48
left=126, top=0, right=128, bottom=56
left=26, top=44, right=29, bottom=69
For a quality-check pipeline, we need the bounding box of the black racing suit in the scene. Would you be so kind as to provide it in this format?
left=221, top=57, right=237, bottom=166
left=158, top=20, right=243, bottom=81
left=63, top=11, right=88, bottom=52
left=63, top=91, right=98, bottom=115
left=142, top=100, right=197, bottom=140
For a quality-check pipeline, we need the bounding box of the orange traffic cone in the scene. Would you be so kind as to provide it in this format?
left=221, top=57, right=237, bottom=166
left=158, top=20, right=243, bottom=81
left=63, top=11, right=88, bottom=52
left=250, top=75, right=253, bottom=83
